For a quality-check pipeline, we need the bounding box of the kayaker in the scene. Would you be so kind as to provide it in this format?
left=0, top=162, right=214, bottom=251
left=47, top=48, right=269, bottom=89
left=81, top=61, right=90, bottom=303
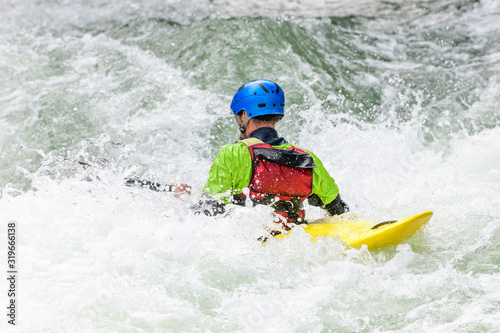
left=196, top=79, right=348, bottom=229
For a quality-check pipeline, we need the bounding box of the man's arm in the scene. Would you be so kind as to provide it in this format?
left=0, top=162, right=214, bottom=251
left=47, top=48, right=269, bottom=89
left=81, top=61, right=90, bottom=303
left=202, top=143, right=252, bottom=200
left=195, top=143, right=252, bottom=216
left=306, top=149, right=349, bottom=216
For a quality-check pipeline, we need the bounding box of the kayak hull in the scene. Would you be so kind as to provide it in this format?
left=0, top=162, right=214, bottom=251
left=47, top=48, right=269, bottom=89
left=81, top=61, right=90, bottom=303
left=277, top=211, right=433, bottom=249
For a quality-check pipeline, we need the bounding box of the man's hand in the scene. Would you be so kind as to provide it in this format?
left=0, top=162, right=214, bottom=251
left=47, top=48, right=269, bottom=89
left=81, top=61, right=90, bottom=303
left=172, top=183, right=192, bottom=199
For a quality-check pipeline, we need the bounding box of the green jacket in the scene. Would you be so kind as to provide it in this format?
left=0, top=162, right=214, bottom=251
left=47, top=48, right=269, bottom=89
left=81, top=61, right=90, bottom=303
left=203, top=138, right=340, bottom=205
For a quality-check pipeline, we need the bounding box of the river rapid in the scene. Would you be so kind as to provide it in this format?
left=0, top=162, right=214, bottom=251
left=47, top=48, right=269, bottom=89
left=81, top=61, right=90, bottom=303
left=1, top=0, right=499, bottom=331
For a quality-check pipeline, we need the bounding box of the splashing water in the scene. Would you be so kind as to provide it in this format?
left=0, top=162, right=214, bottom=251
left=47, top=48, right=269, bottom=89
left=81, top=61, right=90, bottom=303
left=1, top=0, right=499, bottom=331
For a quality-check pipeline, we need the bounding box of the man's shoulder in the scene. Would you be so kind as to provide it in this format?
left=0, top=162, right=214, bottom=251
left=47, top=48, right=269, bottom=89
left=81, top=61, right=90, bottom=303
left=217, top=141, right=250, bottom=155
left=213, top=141, right=251, bottom=167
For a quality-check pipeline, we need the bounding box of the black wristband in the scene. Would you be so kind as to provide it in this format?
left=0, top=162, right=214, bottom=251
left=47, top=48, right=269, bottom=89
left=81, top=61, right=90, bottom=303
left=191, top=198, right=226, bottom=216
left=323, top=194, right=349, bottom=216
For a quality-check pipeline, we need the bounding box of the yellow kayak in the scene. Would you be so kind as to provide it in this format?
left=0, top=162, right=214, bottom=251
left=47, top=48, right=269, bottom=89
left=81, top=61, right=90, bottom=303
left=276, top=211, right=433, bottom=249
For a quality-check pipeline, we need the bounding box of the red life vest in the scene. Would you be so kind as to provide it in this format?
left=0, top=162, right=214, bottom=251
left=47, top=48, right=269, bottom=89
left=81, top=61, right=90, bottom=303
left=234, top=138, right=316, bottom=229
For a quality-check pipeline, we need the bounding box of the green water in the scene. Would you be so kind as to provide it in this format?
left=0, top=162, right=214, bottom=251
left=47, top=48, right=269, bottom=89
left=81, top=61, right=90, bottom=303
left=0, top=0, right=499, bottom=331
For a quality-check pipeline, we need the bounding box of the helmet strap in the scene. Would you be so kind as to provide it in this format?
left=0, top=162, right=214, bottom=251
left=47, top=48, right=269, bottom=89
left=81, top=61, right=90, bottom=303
left=234, top=114, right=251, bottom=140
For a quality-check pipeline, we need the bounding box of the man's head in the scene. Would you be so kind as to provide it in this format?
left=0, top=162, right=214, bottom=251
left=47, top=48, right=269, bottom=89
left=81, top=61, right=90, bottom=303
left=230, top=80, right=285, bottom=138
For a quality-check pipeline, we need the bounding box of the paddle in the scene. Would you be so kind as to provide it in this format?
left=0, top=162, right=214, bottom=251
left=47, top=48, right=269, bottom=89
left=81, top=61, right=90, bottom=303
left=78, top=161, right=191, bottom=198
left=124, top=176, right=191, bottom=198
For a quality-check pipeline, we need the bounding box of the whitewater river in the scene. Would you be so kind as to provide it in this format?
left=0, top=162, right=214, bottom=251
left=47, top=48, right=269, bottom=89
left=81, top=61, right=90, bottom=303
left=1, top=0, right=499, bottom=331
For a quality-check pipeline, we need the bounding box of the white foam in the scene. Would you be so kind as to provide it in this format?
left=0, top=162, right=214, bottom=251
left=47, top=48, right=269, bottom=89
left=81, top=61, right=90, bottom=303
left=1, top=0, right=500, bottom=331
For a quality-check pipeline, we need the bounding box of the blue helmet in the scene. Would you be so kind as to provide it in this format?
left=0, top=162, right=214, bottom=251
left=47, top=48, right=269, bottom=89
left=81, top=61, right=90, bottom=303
left=230, top=80, right=285, bottom=118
